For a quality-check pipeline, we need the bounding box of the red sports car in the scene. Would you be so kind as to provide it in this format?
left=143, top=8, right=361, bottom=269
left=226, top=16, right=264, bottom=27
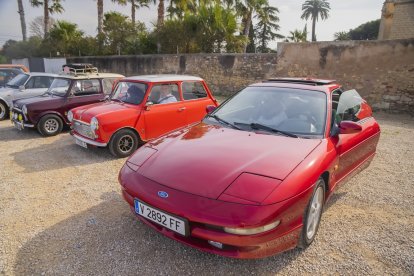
left=118, top=78, right=380, bottom=259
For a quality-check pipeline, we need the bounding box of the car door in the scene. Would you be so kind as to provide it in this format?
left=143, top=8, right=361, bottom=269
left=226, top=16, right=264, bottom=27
left=181, top=81, right=215, bottom=124
left=142, top=83, right=187, bottom=140
left=333, top=89, right=380, bottom=181
left=18, top=76, right=54, bottom=100
left=64, top=79, right=105, bottom=117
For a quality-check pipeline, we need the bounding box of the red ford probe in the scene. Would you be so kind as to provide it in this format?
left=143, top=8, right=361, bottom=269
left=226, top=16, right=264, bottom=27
left=118, top=78, right=380, bottom=259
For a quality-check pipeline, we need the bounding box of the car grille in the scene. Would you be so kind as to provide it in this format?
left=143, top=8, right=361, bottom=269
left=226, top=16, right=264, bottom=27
left=73, top=120, right=95, bottom=139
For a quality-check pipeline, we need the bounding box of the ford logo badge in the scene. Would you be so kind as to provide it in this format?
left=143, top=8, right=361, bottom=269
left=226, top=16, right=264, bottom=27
left=158, top=191, right=168, bottom=198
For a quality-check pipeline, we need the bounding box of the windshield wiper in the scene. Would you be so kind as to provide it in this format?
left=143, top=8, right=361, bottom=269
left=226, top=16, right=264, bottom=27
left=206, top=114, right=241, bottom=130
left=234, top=122, right=298, bottom=138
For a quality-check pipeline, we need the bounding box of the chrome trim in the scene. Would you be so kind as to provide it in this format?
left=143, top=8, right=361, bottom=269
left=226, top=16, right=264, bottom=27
left=13, top=107, right=22, bottom=112
left=73, top=133, right=107, bottom=147
left=12, top=120, right=34, bottom=128
left=73, top=119, right=90, bottom=125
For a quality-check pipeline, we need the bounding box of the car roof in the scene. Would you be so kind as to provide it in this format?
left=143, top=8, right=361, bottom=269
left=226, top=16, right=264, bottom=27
left=0, top=64, right=29, bottom=72
left=123, top=74, right=203, bottom=82
left=24, top=72, right=59, bottom=77
left=250, top=77, right=340, bottom=94
left=56, top=72, right=124, bottom=80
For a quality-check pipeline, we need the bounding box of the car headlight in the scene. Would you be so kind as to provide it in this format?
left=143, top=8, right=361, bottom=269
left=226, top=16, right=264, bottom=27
left=22, top=105, right=27, bottom=115
left=90, top=117, right=99, bottom=131
left=67, top=110, right=73, bottom=122
left=223, top=220, right=280, bottom=235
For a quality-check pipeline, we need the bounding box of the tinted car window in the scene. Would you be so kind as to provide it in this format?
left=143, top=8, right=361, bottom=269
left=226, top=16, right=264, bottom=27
left=182, top=81, right=207, bottom=100
left=148, top=84, right=180, bottom=104
left=71, top=79, right=101, bottom=96
left=112, top=81, right=146, bottom=105
left=336, top=89, right=368, bottom=123
left=6, top=73, right=30, bottom=88
left=212, top=87, right=327, bottom=137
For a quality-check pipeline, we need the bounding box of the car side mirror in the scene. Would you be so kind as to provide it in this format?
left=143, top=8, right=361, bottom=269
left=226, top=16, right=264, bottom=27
left=145, top=101, right=154, bottom=111
left=206, top=105, right=217, bottom=114
left=19, top=85, right=25, bottom=91
left=338, top=121, right=362, bottom=135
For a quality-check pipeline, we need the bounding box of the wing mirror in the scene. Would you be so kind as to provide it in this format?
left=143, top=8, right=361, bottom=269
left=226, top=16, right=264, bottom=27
left=338, top=121, right=362, bottom=134
left=206, top=105, right=217, bottom=114
left=19, top=85, right=25, bottom=91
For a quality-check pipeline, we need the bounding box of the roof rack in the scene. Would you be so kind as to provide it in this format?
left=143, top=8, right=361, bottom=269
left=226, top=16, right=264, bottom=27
left=265, top=78, right=336, bottom=86
left=62, top=63, right=99, bottom=76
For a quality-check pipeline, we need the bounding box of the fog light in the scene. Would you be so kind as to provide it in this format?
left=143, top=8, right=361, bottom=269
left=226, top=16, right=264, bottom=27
left=208, top=240, right=223, bottom=249
left=18, top=114, right=23, bottom=121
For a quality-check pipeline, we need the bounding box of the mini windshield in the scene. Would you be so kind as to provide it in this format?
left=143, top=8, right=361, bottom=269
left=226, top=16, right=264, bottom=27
left=6, top=73, right=29, bottom=88
left=111, top=81, right=146, bottom=105
left=209, top=87, right=327, bottom=138
left=47, top=78, right=71, bottom=96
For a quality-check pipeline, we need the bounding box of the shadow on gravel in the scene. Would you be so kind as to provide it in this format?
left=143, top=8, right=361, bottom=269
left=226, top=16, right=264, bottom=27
left=14, top=195, right=300, bottom=275
left=324, top=192, right=347, bottom=211
left=0, top=125, right=41, bottom=141
left=11, top=134, right=117, bottom=173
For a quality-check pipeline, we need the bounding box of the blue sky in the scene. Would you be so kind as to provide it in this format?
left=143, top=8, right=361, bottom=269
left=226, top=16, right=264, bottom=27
left=0, top=0, right=384, bottom=49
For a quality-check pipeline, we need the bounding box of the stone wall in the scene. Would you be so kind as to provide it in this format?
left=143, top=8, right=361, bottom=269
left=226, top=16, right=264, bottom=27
left=276, top=39, right=414, bottom=114
left=68, top=39, right=414, bottom=114
left=68, top=54, right=278, bottom=95
left=378, top=0, right=414, bottom=40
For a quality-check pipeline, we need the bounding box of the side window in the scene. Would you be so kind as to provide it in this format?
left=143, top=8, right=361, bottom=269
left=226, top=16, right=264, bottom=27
left=331, top=89, right=341, bottom=127
left=33, top=76, right=54, bottom=89
left=102, top=78, right=116, bottom=95
left=336, top=89, right=367, bottom=123
left=182, top=81, right=208, bottom=100
left=148, top=83, right=180, bottom=105
left=25, top=77, right=35, bottom=89
left=71, top=79, right=101, bottom=96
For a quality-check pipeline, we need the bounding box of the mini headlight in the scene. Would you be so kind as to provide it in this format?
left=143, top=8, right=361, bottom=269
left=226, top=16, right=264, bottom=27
left=22, top=105, right=27, bottom=115
left=223, top=220, right=280, bottom=235
left=90, top=117, right=99, bottom=131
left=67, top=110, right=73, bottom=122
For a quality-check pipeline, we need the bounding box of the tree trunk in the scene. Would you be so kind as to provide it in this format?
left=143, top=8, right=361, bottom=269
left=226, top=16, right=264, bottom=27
left=312, top=16, right=316, bottom=41
left=131, top=0, right=135, bottom=25
left=97, top=0, right=103, bottom=35
left=17, top=0, right=27, bottom=41
left=44, top=0, right=49, bottom=38
left=242, top=10, right=252, bottom=53
left=157, top=0, right=164, bottom=28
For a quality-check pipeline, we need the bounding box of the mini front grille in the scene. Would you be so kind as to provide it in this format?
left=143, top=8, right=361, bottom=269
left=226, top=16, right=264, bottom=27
left=73, top=120, right=95, bottom=139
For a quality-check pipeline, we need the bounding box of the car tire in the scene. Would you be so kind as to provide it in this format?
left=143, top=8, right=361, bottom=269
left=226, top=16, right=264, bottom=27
left=109, top=129, right=140, bottom=158
left=37, top=114, right=63, bottom=137
left=0, top=101, right=8, bottom=121
left=298, top=177, right=325, bottom=249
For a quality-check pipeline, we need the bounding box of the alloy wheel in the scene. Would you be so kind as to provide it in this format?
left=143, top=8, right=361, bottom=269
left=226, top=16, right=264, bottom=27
left=306, top=185, right=324, bottom=240
left=44, top=118, right=59, bottom=133
left=118, top=134, right=134, bottom=153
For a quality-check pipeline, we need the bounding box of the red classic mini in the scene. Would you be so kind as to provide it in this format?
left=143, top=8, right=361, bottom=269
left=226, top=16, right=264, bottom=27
left=69, top=75, right=218, bottom=157
left=119, top=78, right=381, bottom=259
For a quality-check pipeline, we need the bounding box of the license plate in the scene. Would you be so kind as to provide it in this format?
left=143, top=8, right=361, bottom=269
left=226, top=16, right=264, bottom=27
left=134, top=199, right=188, bottom=236
left=75, top=138, right=88, bottom=148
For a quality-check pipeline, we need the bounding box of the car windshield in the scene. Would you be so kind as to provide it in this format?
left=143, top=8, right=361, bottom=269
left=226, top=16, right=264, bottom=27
left=6, top=73, right=29, bottom=88
left=208, top=86, right=327, bottom=138
left=111, top=81, right=146, bottom=105
left=47, top=78, right=71, bottom=96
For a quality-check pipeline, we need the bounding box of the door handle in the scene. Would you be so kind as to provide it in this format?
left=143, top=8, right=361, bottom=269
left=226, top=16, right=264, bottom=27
left=178, top=107, right=186, bottom=112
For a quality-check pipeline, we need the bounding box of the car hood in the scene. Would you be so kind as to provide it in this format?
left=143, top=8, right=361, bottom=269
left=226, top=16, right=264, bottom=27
left=0, top=87, right=15, bottom=95
left=73, top=101, right=141, bottom=122
left=13, top=94, right=60, bottom=109
left=138, top=123, right=322, bottom=200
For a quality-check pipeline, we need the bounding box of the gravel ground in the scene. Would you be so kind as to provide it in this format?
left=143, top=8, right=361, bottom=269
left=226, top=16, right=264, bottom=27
left=0, top=113, right=413, bottom=276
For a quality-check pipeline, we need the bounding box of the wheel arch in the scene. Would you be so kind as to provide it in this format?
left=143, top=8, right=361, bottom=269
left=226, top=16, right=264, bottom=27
left=109, top=126, right=143, bottom=145
left=320, top=171, right=330, bottom=199
left=37, top=111, right=66, bottom=126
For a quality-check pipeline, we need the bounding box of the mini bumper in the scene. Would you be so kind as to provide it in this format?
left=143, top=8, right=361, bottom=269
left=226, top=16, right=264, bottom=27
left=72, top=132, right=107, bottom=147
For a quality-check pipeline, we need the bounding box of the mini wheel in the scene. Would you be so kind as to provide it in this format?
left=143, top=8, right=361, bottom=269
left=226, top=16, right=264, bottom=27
left=109, top=129, right=140, bottom=158
left=37, top=114, right=63, bottom=136
left=0, top=101, right=8, bottom=121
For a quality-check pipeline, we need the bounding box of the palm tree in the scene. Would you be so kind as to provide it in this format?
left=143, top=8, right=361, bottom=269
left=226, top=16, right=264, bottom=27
left=29, top=0, right=64, bottom=38
left=114, top=0, right=149, bottom=25
left=17, top=0, right=27, bottom=41
left=255, top=4, right=282, bottom=52
left=96, top=0, right=104, bottom=35
left=288, top=25, right=308, bottom=42
left=235, top=0, right=268, bottom=53
left=301, top=0, right=330, bottom=42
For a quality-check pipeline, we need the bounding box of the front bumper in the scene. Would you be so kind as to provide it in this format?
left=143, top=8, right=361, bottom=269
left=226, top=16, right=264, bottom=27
left=10, top=109, right=34, bottom=129
left=119, top=164, right=312, bottom=259
left=72, top=132, right=107, bottom=147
